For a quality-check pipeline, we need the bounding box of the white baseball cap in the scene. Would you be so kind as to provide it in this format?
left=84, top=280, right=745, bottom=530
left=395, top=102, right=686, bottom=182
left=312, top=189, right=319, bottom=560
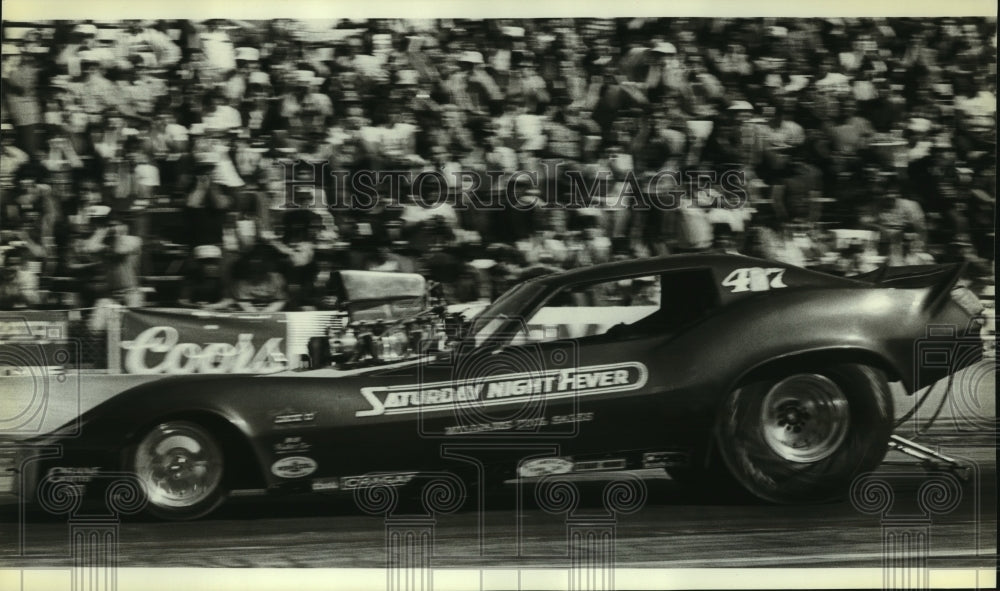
left=458, top=50, right=484, bottom=64
left=652, top=42, right=677, bottom=55
left=235, top=47, right=260, bottom=62
left=193, top=244, right=223, bottom=259
left=73, top=24, right=99, bottom=37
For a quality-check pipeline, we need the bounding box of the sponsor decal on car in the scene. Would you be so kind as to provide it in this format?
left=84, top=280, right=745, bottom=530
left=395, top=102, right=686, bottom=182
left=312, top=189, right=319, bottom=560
left=572, top=458, right=627, bottom=472
left=641, top=451, right=689, bottom=469
left=518, top=457, right=574, bottom=477
left=272, top=410, right=317, bottom=425
left=270, top=456, right=317, bottom=478
left=310, top=478, right=340, bottom=492
left=273, top=436, right=311, bottom=454
left=46, top=467, right=100, bottom=484
left=443, top=412, right=595, bottom=435
left=42, top=467, right=102, bottom=496
left=339, top=472, right=417, bottom=490
left=356, top=362, right=647, bottom=417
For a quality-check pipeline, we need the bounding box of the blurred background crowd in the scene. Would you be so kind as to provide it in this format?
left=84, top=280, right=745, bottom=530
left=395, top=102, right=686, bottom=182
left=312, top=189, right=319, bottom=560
left=1, top=17, right=995, bottom=314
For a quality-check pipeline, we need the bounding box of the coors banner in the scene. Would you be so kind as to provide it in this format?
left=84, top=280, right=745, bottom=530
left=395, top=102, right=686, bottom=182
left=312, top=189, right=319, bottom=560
left=119, top=309, right=288, bottom=375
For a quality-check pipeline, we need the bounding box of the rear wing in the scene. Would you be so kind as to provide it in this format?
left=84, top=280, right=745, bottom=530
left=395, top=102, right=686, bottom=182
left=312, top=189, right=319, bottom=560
left=854, top=263, right=968, bottom=312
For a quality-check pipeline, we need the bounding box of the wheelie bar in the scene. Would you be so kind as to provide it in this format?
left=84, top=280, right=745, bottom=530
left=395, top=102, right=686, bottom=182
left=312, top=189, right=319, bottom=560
left=887, top=434, right=972, bottom=480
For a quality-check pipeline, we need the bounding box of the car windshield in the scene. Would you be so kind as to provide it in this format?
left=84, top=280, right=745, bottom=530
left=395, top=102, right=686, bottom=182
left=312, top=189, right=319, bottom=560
left=465, top=281, right=548, bottom=347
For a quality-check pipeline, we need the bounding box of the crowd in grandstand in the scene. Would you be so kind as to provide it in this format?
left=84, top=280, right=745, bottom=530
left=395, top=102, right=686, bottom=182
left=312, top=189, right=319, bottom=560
left=0, top=18, right=995, bottom=313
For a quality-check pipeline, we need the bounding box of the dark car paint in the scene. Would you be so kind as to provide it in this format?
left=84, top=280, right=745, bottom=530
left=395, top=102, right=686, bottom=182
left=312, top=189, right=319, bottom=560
left=14, top=254, right=982, bottom=500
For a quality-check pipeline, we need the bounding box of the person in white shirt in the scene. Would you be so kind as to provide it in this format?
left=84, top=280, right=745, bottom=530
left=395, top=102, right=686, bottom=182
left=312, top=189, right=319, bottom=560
left=201, top=88, right=243, bottom=133
left=117, top=20, right=181, bottom=69
left=198, top=20, right=236, bottom=82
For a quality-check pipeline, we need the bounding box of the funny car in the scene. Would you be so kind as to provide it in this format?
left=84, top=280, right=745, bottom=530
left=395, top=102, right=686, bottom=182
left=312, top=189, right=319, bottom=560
left=1, top=254, right=985, bottom=519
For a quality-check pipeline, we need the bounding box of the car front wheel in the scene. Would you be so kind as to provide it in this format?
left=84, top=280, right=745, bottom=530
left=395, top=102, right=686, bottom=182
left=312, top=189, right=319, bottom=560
left=715, top=363, right=893, bottom=504
left=129, top=420, right=227, bottom=520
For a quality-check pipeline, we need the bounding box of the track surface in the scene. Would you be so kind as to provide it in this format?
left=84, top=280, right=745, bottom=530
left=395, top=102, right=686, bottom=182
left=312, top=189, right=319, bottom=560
left=1, top=433, right=994, bottom=569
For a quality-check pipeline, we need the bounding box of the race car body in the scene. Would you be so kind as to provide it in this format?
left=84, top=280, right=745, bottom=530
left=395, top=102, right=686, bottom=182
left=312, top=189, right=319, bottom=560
left=1, top=254, right=985, bottom=519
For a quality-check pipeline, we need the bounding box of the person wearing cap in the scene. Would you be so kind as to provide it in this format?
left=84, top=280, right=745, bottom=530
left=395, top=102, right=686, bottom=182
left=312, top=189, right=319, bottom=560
left=57, top=24, right=99, bottom=78
left=108, top=58, right=147, bottom=121
left=715, top=42, right=754, bottom=82
left=119, top=20, right=181, bottom=69
left=224, top=46, right=261, bottom=103
left=184, top=147, right=233, bottom=248
left=618, top=40, right=678, bottom=96
left=0, top=123, right=30, bottom=194
left=375, top=101, right=420, bottom=167
left=859, top=174, right=927, bottom=250
left=41, top=130, right=84, bottom=203
left=129, top=53, right=169, bottom=116
left=201, top=86, right=243, bottom=133
left=829, top=95, right=874, bottom=154
left=76, top=208, right=144, bottom=308
left=230, top=242, right=288, bottom=312
left=505, top=51, right=550, bottom=115
left=445, top=50, right=502, bottom=116
left=279, top=69, right=333, bottom=135
left=757, top=102, right=806, bottom=182
left=3, top=162, right=58, bottom=252
left=2, top=40, right=43, bottom=156
left=886, top=222, right=935, bottom=266
left=0, top=243, right=43, bottom=309
left=241, top=72, right=281, bottom=138
left=178, top=244, right=234, bottom=309
left=72, top=49, right=118, bottom=116
left=96, top=130, right=152, bottom=211
left=198, top=19, right=237, bottom=81
left=701, top=101, right=756, bottom=173
left=904, top=117, right=934, bottom=163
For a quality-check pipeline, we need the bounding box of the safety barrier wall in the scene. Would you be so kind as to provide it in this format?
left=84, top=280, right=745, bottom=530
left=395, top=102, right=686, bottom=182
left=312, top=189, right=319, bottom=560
left=0, top=307, right=341, bottom=375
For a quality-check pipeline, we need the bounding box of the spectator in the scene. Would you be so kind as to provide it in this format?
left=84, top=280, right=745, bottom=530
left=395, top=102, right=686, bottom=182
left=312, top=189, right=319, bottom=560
left=0, top=123, right=30, bottom=192
left=859, top=176, right=928, bottom=246
left=178, top=244, right=234, bottom=309
left=0, top=244, right=41, bottom=309
left=0, top=17, right=993, bottom=316
left=887, top=223, right=935, bottom=266
left=231, top=243, right=287, bottom=312
left=2, top=38, right=43, bottom=157
left=78, top=210, right=143, bottom=307
left=3, top=163, right=59, bottom=255
left=183, top=149, right=232, bottom=247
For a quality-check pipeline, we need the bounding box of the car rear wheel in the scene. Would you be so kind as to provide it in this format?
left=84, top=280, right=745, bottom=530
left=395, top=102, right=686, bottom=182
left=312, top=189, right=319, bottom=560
left=130, top=420, right=227, bottom=520
left=715, top=363, right=893, bottom=504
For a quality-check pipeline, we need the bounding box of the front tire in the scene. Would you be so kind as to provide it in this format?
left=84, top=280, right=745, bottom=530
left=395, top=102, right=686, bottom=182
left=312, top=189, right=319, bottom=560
left=129, top=420, right=228, bottom=520
left=715, top=363, right=893, bottom=504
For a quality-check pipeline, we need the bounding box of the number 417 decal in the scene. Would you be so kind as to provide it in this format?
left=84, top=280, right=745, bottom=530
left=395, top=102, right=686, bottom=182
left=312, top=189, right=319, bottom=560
left=721, top=267, right=787, bottom=293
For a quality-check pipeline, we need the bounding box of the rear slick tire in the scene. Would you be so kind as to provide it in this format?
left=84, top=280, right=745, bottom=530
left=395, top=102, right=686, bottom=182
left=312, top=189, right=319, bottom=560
left=714, top=363, right=893, bottom=504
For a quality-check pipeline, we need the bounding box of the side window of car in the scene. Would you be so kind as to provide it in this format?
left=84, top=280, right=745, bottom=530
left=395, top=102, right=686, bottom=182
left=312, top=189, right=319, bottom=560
left=509, top=274, right=663, bottom=344
left=509, top=268, right=720, bottom=345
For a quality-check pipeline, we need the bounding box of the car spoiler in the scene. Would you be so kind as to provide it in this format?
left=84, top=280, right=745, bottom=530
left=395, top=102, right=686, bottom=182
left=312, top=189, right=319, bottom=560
left=854, top=262, right=967, bottom=311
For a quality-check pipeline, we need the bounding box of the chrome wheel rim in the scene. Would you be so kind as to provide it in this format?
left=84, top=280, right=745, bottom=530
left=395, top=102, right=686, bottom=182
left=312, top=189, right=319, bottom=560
left=760, top=374, right=849, bottom=463
left=134, top=422, right=223, bottom=509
